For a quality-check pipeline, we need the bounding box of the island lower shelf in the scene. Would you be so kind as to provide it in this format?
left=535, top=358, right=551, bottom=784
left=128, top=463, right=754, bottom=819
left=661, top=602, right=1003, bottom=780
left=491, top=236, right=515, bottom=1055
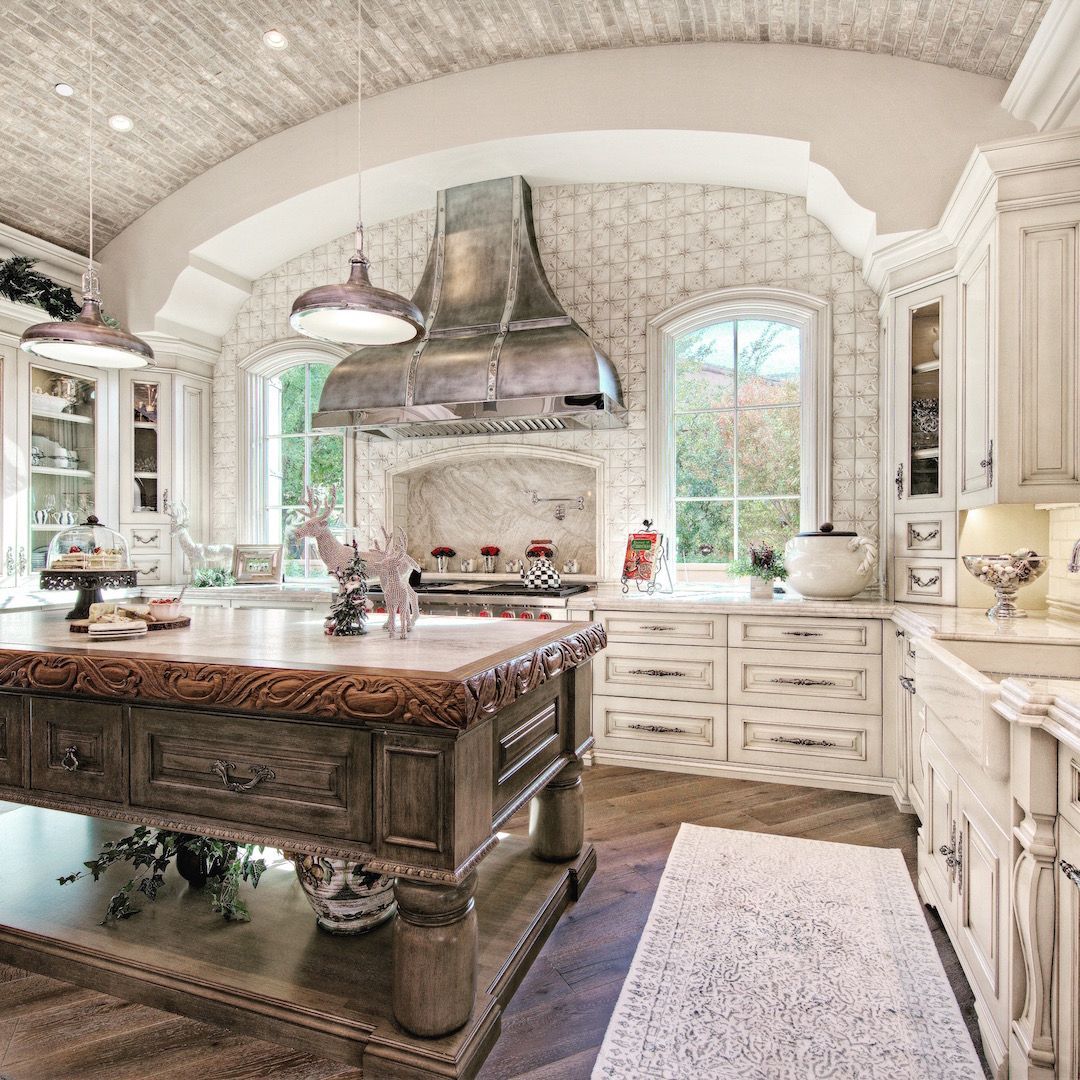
left=0, top=805, right=594, bottom=1079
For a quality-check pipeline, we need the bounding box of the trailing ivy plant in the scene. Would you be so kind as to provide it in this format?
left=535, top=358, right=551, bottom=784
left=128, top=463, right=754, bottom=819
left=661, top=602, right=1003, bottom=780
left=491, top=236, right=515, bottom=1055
left=58, top=826, right=267, bottom=925
left=0, top=254, right=121, bottom=327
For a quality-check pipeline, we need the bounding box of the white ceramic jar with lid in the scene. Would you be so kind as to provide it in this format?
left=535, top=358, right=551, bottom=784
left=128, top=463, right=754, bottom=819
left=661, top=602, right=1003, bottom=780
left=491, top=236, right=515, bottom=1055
left=784, top=522, right=877, bottom=600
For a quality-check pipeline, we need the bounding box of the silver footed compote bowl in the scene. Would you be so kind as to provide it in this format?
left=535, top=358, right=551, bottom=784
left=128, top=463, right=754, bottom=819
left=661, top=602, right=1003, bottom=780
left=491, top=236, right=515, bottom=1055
left=962, top=553, right=1049, bottom=620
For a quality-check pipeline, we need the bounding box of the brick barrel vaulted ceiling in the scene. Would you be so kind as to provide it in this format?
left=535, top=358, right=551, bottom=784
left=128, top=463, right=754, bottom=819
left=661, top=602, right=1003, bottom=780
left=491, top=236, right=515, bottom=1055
left=1, top=0, right=1049, bottom=256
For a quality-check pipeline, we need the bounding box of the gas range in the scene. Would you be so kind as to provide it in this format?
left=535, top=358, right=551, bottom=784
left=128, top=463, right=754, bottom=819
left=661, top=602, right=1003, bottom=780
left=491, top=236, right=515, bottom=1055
left=368, top=579, right=592, bottom=621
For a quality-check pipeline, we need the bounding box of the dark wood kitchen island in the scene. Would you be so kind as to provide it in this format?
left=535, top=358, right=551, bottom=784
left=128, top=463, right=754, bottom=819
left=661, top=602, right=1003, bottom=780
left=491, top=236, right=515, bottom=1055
left=0, top=608, right=605, bottom=1079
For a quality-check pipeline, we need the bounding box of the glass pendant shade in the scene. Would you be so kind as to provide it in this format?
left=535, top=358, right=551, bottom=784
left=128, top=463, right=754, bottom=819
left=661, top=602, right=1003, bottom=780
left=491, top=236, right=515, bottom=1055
left=289, top=253, right=423, bottom=346
left=20, top=274, right=153, bottom=370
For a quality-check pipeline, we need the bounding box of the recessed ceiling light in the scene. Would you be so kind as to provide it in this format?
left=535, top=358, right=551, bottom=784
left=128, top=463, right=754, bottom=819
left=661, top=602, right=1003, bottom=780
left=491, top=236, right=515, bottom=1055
left=262, top=28, right=289, bottom=50
left=54, top=82, right=75, bottom=97
left=108, top=114, right=134, bottom=132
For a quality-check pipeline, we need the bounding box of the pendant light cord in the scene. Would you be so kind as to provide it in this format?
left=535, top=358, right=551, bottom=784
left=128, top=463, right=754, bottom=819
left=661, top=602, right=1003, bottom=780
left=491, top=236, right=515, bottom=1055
left=354, top=0, right=364, bottom=260
left=85, top=0, right=97, bottom=296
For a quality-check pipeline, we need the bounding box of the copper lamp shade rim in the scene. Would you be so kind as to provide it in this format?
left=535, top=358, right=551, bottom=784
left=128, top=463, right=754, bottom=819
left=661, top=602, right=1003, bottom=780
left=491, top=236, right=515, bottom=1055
left=19, top=297, right=155, bottom=364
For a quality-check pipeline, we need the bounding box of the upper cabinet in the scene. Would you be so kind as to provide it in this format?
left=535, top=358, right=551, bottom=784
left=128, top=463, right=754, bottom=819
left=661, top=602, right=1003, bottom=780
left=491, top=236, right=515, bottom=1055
left=120, top=372, right=172, bottom=524
left=957, top=234, right=995, bottom=507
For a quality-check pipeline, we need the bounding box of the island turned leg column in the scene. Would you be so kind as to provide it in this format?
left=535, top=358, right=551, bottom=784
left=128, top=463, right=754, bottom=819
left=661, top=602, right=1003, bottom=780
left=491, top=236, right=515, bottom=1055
left=530, top=757, right=585, bottom=863
left=392, top=873, right=478, bottom=1037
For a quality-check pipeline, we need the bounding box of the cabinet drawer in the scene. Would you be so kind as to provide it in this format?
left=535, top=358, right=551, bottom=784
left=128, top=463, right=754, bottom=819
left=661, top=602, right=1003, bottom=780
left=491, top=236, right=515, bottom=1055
left=493, top=684, right=562, bottom=817
left=594, top=610, right=726, bottom=647
left=727, top=705, right=882, bottom=776
left=30, top=699, right=125, bottom=802
left=593, top=696, right=725, bottom=760
left=131, top=709, right=371, bottom=841
left=594, top=643, right=724, bottom=703
left=895, top=558, right=956, bottom=605
left=132, top=554, right=168, bottom=585
left=0, top=694, right=26, bottom=788
left=1059, top=752, right=1080, bottom=837
left=728, top=615, right=881, bottom=654
left=893, top=513, right=956, bottom=558
left=728, top=649, right=882, bottom=715
left=126, top=526, right=165, bottom=553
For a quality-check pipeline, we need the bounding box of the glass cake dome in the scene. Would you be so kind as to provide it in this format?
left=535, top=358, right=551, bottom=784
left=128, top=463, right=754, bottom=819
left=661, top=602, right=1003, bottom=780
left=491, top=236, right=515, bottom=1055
left=46, top=515, right=130, bottom=571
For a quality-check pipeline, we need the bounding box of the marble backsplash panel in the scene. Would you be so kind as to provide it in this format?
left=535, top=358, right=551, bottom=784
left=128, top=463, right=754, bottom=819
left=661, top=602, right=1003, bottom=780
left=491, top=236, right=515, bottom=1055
left=392, top=456, right=598, bottom=575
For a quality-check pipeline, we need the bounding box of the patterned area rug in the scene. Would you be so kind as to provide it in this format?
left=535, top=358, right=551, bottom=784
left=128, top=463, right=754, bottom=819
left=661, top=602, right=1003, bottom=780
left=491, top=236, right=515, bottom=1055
left=592, top=824, right=984, bottom=1079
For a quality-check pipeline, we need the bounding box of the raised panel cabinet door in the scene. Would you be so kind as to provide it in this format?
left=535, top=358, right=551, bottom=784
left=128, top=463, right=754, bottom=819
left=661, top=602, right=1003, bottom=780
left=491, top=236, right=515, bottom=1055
left=29, top=698, right=125, bottom=803
left=1056, top=816, right=1080, bottom=1080
left=958, top=241, right=995, bottom=506
left=909, top=693, right=927, bottom=819
left=121, top=371, right=172, bottom=524
left=0, top=693, right=26, bottom=788
left=920, top=731, right=957, bottom=925
left=955, top=778, right=1010, bottom=1043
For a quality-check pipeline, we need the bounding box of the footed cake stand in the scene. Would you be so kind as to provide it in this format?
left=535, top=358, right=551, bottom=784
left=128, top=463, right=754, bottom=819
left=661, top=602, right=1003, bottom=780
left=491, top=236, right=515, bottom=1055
left=39, top=568, right=139, bottom=620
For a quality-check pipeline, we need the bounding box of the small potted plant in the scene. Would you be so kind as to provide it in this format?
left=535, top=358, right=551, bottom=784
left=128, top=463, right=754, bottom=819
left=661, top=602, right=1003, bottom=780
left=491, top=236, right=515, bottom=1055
left=729, top=541, right=786, bottom=599
left=431, top=545, right=455, bottom=573
left=480, top=545, right=500, bottom=573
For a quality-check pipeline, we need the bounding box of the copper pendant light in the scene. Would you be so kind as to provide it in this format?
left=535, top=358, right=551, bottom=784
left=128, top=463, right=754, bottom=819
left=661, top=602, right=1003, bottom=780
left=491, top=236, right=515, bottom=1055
left=20, top=0, right=152, bottom=369
left=289, top=0, right=423, bottom=347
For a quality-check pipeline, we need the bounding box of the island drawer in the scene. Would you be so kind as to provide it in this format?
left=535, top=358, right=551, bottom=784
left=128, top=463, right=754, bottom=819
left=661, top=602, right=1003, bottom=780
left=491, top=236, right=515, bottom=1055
left=728, top=615, right=882, bottom=654
left=594, top=642, right=725, bottom=703
left=727, top=704, right=882, bottom=776
left=30, top=699, right=125, bottom=803
left=493, top=684, right=564, bottom=818
left=130, top=709, right=371, bottom=841
left=728, top=648, right=882, bottom=716
left=593, top=696, right=725, bottom=760
left=593, top=610, right=726, bottom=647
left=1059, top=751, right=1080, bottom=837
left=0, top=694, right=26, bottom=788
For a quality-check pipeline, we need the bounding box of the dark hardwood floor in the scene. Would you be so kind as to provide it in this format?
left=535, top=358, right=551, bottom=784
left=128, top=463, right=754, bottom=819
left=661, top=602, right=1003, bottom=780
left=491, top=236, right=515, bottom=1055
left=0, top=766, right=987, bottom=1079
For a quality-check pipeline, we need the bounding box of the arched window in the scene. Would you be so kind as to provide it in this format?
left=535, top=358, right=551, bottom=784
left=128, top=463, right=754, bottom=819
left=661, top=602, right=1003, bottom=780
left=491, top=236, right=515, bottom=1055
left=648, top=289, right=831, bottom=579
left=238, top=343, right=352, bottom=580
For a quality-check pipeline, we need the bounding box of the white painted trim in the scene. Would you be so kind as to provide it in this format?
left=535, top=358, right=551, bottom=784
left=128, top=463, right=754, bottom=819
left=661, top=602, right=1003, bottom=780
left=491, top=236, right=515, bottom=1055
left=646, top=287, right=832, bottom=568
left=382, top=442, right=608, bottom=573
left=236, top=339, right=352, bottom=547
left=0, top=221, right=94, bottom=290
left=1002, top=0, right=1080, bottom=132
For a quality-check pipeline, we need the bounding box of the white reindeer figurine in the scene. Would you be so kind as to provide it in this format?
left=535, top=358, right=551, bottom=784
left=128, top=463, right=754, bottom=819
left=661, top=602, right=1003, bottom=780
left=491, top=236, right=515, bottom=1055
left=364, top=526, right=420, bottom=639
left=290, top=486, right=356, bottom=577
left=167, top=501, right=233, bottom=571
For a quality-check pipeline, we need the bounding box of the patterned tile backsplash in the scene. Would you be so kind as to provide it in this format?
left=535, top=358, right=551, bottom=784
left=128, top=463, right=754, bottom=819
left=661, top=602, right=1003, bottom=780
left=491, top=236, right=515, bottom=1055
left=212, top=182, right=881, bottom=579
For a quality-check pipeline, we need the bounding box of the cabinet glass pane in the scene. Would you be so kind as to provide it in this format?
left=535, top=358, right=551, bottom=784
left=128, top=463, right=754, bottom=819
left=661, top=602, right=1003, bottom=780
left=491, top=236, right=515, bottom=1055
left=132, top=381, right=161, bottom=513
left=909, top=301, right=941, bottom=498
left=29, top=366, right=97, bottom=570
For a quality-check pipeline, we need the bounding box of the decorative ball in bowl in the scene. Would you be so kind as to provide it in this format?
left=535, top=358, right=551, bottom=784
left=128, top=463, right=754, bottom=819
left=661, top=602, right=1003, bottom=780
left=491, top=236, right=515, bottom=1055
left=961, top=551, right=1048, bottom=620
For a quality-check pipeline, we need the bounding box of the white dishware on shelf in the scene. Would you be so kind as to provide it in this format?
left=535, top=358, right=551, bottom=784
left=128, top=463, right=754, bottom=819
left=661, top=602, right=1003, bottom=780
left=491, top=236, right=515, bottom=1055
left=784, top=522, right=877, bottom=600
left=31, top=391, right=73, bottom=417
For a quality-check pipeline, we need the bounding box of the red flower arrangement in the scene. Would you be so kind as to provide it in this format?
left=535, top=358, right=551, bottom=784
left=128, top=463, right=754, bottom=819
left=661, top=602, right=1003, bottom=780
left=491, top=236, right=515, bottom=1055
left=431, top=546, right=456, bottom=558
left=480, top=545, right=500, bottom=557
left=526, top=545, right=553, bottom=559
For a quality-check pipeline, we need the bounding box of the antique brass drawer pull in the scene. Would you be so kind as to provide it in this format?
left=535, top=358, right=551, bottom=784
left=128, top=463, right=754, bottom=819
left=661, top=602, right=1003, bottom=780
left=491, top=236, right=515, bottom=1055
left=627, top=668, right=687, bottom=678
left=1061, top=859, right=1080, bottom=890
left=781, top=630, right=821, bottom=638
left=770, top=736, right=837, bottom=748
left=769, top=677, right=836, bottom=687
left=211, top=760, right=276, bottom=792
left=60, top=746, right=80, bottom=772
left=628, top=722, right=687, bottom=734
left=899, top=675, right=916, bottom=694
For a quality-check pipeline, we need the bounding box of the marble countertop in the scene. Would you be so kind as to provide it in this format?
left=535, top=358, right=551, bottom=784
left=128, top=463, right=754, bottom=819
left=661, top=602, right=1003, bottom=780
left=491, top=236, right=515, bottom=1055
left=893, top=606, right=1080, bottom=646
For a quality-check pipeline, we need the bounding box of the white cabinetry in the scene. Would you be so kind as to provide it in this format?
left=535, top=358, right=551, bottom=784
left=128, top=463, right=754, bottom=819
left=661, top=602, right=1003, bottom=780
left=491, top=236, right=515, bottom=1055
left=1056, top=816, right=1080, bottom=1080
left=957, top=235, right=995, bottom=506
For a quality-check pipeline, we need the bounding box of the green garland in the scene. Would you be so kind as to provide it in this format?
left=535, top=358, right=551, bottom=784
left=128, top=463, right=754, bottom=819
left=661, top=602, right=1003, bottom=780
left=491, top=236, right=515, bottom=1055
left=0, top=255, right=80, bottom=320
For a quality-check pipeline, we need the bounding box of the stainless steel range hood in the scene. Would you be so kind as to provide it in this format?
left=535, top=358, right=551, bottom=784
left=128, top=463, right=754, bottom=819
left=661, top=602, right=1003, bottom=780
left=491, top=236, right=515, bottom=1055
left=312, top=176, right=625, bottom=438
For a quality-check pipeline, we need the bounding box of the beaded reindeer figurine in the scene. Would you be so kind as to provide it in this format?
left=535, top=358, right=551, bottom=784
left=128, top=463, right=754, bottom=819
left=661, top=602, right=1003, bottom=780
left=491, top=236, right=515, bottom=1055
left=364, top=526, right=420, bottom=639
left=291, top=486, right=355, bottom=576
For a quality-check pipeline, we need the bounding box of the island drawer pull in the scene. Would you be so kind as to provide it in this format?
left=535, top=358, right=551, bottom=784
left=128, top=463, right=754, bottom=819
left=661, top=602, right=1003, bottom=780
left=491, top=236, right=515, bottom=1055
left=781, top=630, right=821, bottom=638
left=770, top=735, right=837, bottom=748
left=899, top=675, right=916, bottom=694
left=769, top=677, right=836, bottom=687
left=628, top=722, right=687, bottom=734
left=60, top=746, right=80, bottom=772
left=627, top=668, right=687, bottom=678
left=211, top=760, right=276, bottom=792
left=1062, top=859, right=1080, bottom=891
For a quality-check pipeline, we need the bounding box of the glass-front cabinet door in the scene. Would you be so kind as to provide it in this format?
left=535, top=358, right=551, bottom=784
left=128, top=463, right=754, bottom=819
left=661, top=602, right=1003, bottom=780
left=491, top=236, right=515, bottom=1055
left=27, top=363, right=100, bottom=574
left=121, top=372, right=171, bottom=523
left=891, top=279, right=956, bottom=513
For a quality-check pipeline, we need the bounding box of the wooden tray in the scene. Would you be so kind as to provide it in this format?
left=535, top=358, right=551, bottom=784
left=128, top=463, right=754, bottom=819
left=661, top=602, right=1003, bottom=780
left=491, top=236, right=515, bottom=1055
left=69, top=615, right=191, bottom=633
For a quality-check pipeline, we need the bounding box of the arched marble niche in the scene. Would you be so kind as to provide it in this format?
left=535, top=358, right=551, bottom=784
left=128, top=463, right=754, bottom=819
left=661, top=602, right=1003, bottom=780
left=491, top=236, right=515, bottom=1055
left=386, top=446, right=605, bottom=577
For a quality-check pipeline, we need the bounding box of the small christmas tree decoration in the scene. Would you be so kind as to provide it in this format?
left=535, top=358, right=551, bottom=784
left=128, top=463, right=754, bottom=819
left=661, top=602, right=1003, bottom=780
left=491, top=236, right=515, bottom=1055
left=325, top=543, right=369, bottom=636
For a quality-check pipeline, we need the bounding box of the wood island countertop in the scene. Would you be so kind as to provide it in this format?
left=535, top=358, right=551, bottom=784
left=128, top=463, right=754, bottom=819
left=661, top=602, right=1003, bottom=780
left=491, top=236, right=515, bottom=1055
left=0, top=608, right=606, bottom=731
